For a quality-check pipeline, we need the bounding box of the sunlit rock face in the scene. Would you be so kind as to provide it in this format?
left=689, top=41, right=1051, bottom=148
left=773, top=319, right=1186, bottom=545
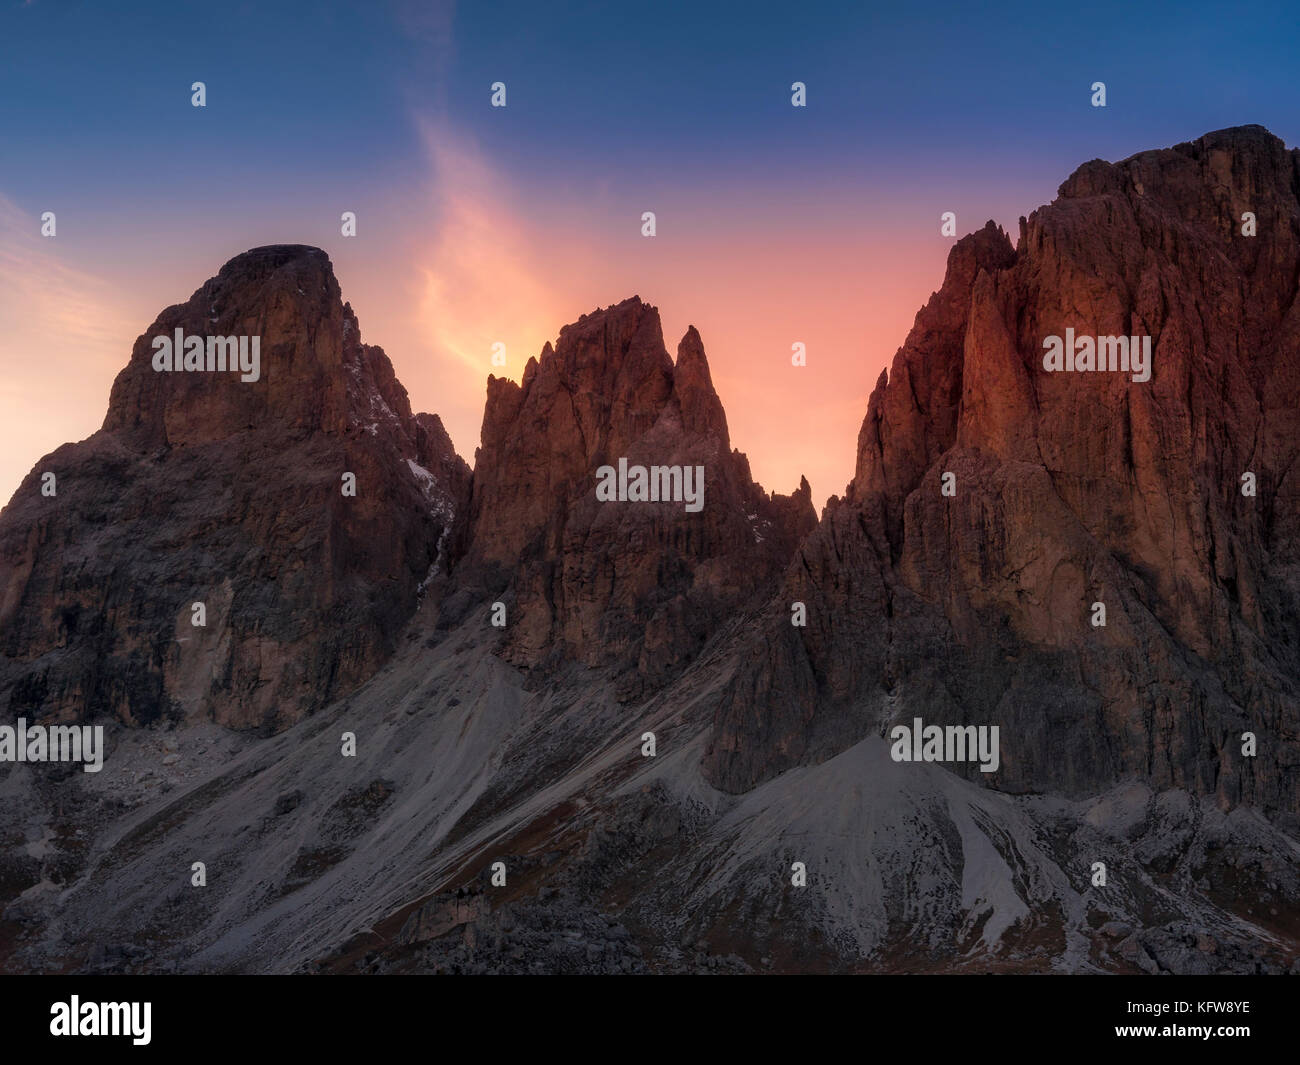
left=706, top=126, right=1300, bottom=824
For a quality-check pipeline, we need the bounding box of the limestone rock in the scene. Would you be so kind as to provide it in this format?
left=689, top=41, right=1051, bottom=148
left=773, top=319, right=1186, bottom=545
left=705, top=126, right=1300, bottom=825
left=0, top=246, right=468, bottom=729
left=451, top=296, right=816, bottom=696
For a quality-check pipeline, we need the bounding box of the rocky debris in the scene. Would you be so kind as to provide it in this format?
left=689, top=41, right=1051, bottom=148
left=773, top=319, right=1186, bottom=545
left=705, top=126, right=1300, bottom=824
left=348, top=888, right=651, bottom=975
left=396, top=887, right=490, bottom=946
left=0, top=245, right=468, bottom=731
left=276, top=778, right=398, bottom=897
left=2, top=579, right=1293, bottom=976
left=83, top=941, right=154, bottom=974
left=1113, top=922, right=1291, bottom=976
left=332, top=872, right=662, bottom=976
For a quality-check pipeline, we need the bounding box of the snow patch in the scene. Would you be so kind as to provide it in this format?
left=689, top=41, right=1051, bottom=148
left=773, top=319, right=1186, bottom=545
left=344, top=350, right=402, bottom=433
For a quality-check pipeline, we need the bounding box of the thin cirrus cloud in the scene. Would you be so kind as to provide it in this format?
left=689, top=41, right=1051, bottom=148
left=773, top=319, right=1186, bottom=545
left=0, top=193, right=139, bottom=508
left=401, top=117, right=956, bottom=504
left=413, top=118, right=585, bottom=381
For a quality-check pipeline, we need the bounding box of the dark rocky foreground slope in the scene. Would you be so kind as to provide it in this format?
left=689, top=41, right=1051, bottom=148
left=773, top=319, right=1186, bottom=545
left=1, top=126, right=1298, bottom=975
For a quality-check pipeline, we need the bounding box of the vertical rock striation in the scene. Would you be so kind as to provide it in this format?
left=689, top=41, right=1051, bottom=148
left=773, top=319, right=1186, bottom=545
left=706, top=126, right=1300, bottom=825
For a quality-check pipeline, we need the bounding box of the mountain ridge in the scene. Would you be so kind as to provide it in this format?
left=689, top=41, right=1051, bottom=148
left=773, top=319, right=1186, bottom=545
left=0, top=124, right=1297, bottom=975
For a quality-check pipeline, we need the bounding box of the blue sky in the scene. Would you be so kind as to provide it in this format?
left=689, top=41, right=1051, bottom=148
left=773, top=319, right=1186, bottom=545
left=5, top=0, right=1296, bottom=204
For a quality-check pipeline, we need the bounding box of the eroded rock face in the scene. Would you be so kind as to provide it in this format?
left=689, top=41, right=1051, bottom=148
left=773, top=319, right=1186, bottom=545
left=706, top=126, right=1300, bottom=822
left=450, top=296, right=816, bottom=696
left=0, top=245, right=469, bottom=730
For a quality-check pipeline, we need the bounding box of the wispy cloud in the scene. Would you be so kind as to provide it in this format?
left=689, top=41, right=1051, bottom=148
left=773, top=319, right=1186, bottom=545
left=391, top=0, right=458, bottom=112
left=0, top=192, right=137, bottom=505
left=0, top=196, right=132, bottom=351
left=413, top=119, right=594, bottom=381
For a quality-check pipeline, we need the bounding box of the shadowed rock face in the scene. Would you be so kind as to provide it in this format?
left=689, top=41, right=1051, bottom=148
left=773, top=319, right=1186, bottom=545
left=0, top=245, right=469, bottom=730
left=450, top=295, right=816, bottom=697
left=705, top=127, right=1300, bottom=822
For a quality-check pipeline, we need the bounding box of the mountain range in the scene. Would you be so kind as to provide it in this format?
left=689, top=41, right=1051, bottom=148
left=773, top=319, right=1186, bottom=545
left=1, top=124, right=1297, bottom=974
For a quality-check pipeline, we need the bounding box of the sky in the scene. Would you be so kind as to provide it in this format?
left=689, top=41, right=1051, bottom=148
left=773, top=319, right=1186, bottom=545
left=1, top=0, right=1298, bottom=508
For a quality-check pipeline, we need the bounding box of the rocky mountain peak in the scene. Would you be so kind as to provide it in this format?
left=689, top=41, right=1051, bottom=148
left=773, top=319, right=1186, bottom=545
left=852, top=219, right=1016, bottom=525
left=674, top=324, right=729, bottom=441
left=101, top=245, right=430, bottom=457
left=0, top=247, right=468, bottom=729
left=451, top=297, right=815, bottom=694
left=708, top=125, right=1300, bottom=823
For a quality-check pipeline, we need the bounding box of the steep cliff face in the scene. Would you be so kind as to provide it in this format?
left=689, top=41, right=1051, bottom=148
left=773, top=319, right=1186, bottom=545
left=706, top=126, right=1300, bottom=821
left=450, top=296, right=816, bottom=696
left=0, top=245, right=468, bottom=730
